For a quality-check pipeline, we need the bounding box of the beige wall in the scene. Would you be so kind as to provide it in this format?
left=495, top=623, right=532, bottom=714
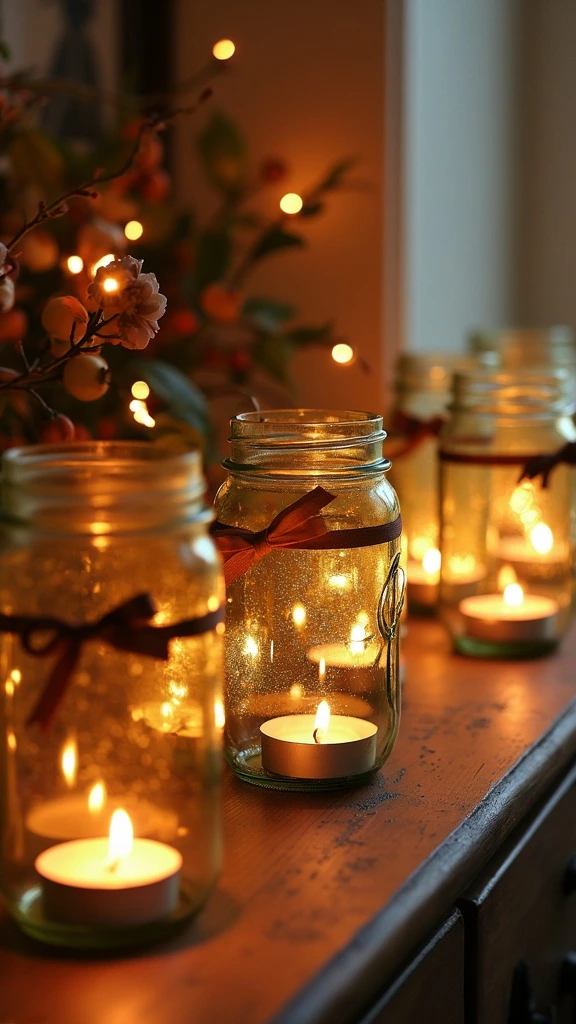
left=174, top=0, right=387, bottom=414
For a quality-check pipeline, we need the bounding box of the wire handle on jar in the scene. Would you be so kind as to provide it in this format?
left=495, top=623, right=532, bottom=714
left=377, top=550, right=406, bottom=710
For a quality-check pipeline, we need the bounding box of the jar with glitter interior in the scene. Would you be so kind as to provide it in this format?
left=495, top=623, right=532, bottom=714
left=0, top=442, right=224, bottom=949
left=438, top=372, right=576, bottom=658
left=213, top=410, right=404, bottom=792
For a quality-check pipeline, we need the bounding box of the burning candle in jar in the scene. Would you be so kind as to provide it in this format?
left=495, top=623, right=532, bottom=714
left=496, top=522, right=565, bottom=574
left=36, top=809, right=182, bottom=927
left=459, top=572, right=559, bottom=644
left=260, top=699, right=377, bottom=780
left=407, top=546, right=441, bottom=608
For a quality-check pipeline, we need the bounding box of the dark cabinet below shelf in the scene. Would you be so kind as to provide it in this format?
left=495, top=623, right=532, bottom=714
left=359, top=912, right=464, bottom=1024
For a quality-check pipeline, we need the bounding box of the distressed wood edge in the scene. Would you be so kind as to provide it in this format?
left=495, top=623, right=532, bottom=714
left=274, top=696, right=576, bottom=1024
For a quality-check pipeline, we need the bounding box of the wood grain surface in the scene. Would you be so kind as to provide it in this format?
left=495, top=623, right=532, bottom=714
left=1, top=620, right=576, bottom=1024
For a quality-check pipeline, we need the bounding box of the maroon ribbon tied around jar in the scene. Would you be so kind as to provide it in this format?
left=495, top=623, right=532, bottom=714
left=210, top=486, right=403, bottom=587
left=0, top=593, right=224, bottom=731
left=387, top=411, right=446, bottom=459
left=439, top=441, right=576, bottom=489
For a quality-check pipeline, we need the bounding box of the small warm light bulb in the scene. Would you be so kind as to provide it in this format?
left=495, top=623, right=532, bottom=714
left=212, top=38, right=235, bottom=60
left=7, top=730, right=16, bottom=752
left=313, top=700, right=330, bottom=743
left=331, top=343, right=355, bottom=365
left=129, top=398, right=155, bottom=428
left=88, top=782, right=106, bottom=813
left=530, top=522, right=554, bottom=555
left=124, top=220, right=143, bottom=241
left=67, top=254, right=84, bottom=274
left=280, top=192, right=303, bottom=215
left=108, top=809, right=133, bottom=868
left=91, top=253, right=115, bottom=276
left=498, top=564, right=518, bottom=591
left=422, top=547, right=441, bottom=575
left=292, top=603, right=306, bottom=627
left=131, top=380, right=150, bottom=400
left=10, top=669, right=21, bottom=685
left=102, top=276, right=119, bottom=293
left=504, top=583, right=524, bottom=608
left=61, top=738, right=77, bottom=788
left=214, top=698, right=225, bottom=729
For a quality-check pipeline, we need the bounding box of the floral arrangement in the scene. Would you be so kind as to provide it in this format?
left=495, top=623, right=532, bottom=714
left=0, top=60, right=357, bottom=458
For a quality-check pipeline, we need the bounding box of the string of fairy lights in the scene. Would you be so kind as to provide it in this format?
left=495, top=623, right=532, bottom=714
left=64, top=36, right=356, bottom=431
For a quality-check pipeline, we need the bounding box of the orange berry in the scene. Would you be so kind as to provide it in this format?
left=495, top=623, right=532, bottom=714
left=20, top=230, right=59, bottom=272
left=42, top=296, right=88, bottom=344
left=63, top=353, right=109, bottom=402
left=200, top=283, right=241, bottom=325
left=0, top=308, right=27, bottom=341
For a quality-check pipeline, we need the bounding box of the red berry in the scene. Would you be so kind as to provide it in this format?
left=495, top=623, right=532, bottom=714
left=41, top=414, right=75, bottom=443
left=165, top=308, right=200, bottom=336
left=0, top=308, right=27, bottom=341
left=260, top=158, right=288, bottom=184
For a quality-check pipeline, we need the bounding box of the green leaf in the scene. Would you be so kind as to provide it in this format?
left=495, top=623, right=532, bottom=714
left=285, top=322, right=333, bottom=344
left=317, top=158, right=355, bottom=192
left=299, top=202, right=324, bottom=217
left=131, top=359, right=210, bottom=435
left=250, top=226, right=304, bottom=264
left=196, top=230, right=232, bottom=291
left=8, top=130, right=65, bottom=196
left=197, top=112, right=247, bottom=193
left=252, top=337, right=293, bottom=385
left=243, top=297, right=296, bottom=333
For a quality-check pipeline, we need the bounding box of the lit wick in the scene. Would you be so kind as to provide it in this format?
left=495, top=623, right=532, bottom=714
left=313, top=700, right=330, bottom=745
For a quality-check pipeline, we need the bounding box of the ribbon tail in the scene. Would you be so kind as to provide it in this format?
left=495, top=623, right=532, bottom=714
left=26, top=640, right=82, bottom=731
left=267, top=487, right=336, bottom=540
left=222, top=548, right=257, bottom=586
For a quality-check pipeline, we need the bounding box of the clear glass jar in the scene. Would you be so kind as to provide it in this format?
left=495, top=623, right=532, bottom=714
left=439, top=372, right=576, bottom=657
left=0, top=442, right=224, bottom=949
left=213, top=410, right=404, bottom=792
left=387, top=352, right=473, bottom=611
left=469, top=327, right=576, bottom=414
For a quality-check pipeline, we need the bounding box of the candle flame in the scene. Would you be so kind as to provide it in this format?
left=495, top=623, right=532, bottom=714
left=214, top=698, right=225, bottom=729
left=328, top=574, right=348, bottom=588
left=108, top=809, right=133, bottom=868
left=88, top=781, right=106, bottom=813
left=498, top=564, right=518, bottom=591
left=292, top=603, right=306, bottom=627
left=504, top=582, right=524, bottom=608
left=318, top=656, right=326, bottom=682
left=61, top=738, right=77, bottom=788
left=422, top=547, right=441, bottom=575
left=315, top=700, right=330, bottom=732
left=530, top=522, right=554, bottom=555
left=411, top=535, right=435, bottom=561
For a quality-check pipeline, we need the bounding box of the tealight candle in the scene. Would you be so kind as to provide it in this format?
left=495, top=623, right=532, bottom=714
left=260, top=700, right=377, bottom=779
left=459, top=582, right=559, bottom=643
left=407, top=547, right=441, bottom=608
left=36, top=810, right=182, bottom=927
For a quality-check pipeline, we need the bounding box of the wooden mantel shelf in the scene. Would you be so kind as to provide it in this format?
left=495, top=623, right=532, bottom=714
left=2, top=621, right=576, bottom=1024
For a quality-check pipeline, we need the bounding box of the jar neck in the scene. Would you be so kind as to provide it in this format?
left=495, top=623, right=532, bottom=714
left=225, top=410, right=390, bottom=477
left=1, top=442, right=208, bottom=533
left=449, top=371, right=568, bottom=419
left=470, top=326, right=574, bottom=369
left=394, top=352, right=474, bottom=418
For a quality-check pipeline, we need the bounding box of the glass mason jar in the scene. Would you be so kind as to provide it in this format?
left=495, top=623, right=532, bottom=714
left=387, top=352, right=473, bottom=611
left=0, top=442, right=224, bottom=949
left=469, top=326, right=576, bottom=414
left=439, top=372, right=576, bottom=658
left=213, top=410, right=404, bottom=792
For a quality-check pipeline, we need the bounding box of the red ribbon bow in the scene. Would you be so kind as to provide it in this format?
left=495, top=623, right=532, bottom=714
left=211, top=486, right=402, bottom=586
left=519, top=442, right=576, bottom=488
left=0, top=593, right=223, bottom=730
